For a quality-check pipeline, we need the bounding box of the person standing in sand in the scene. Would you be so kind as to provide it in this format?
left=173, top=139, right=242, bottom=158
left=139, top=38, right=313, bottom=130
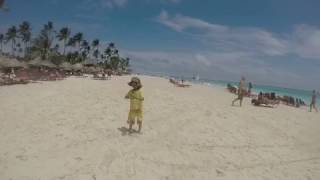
left=232, top=77, right=246, bottom=107
left=309, top=90, right=318, bottom=112
left=248, top=82, right=253, bottom=96
left=125, top=77, right=144, bottom=133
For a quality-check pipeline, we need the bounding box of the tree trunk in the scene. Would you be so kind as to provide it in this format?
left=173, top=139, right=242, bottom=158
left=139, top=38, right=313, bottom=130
left=11, top=40, right=15, bottom=57
left=24, top=41, right=27, bottom=58
left=63, top=39, right=66, bottom=55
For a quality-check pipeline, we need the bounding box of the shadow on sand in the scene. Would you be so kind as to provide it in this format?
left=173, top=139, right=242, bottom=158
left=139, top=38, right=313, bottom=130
left=117, top=127, right=140, bottom=136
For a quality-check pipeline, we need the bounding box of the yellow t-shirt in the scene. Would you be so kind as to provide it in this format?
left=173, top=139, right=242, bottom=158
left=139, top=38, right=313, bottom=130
left=127, top=89, right=144, bottom=111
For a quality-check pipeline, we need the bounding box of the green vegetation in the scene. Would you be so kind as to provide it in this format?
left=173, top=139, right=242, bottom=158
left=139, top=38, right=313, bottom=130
left=1, top=21, right=130, bottom=72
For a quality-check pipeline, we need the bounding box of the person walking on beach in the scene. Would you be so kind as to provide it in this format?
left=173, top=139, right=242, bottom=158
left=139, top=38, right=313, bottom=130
left=248, top=82, right=253, bottom=96
left=310, top=90, right=318, bottom=112
left=125, top=77, right=144, bottom=133
left=232, top=77, right=246, bottom=107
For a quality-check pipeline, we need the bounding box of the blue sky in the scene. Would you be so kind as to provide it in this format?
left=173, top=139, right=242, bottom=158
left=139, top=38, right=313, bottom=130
left=1, top=0, right=320, bottom=89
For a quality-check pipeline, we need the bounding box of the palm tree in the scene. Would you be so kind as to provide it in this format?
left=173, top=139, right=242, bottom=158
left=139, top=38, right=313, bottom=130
left=0, top=33, right=4, bottom=54
left=32, top=21, right=55, bottom=59
left=92, top=39, right=100, bottom=60
left=80, top=40, right=90, bottom=60
left=5, top=25, right=18, bottom=56
left=110, top=56, right=120, bottom=70
left=93, top=49, right=99, bottom=61
left=73, top=32, right=83, bottom=52
left=109, top=42, right=115, bottom=48
left=18, top=21, right=31, bottom=57
left=81, top=40, right=89, bottom=51
left=92, top=39, right=99, bottom=48
left=57, top=27, right=71, bottom=55
left=45, top=21, right=54, bottom=39
left=16, top=43, right=23, bottom=54
left=52, top=44, right=59, bottom=54
left=104, top=47, right=111, bottom=57
left=120, top=58, right=130, bottom=71
left=67, top=37, right=75, bottom=49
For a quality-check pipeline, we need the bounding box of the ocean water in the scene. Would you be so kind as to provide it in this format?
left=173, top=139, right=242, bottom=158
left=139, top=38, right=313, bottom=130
left=193, top=78, right=318, bottom=106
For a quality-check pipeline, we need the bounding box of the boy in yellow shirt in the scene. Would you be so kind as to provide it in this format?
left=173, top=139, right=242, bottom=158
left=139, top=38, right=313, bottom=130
left=125, top=77, right=144, bottom=133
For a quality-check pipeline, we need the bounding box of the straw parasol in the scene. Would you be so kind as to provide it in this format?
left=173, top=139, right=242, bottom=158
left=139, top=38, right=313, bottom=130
left=59, top=62, right=73, bottom=71
left=0, top=57, right=27, bottom=68
left=83, top=58, right=96, bottom=67
left=28, top=57, right=56, bottom=68
left=39, top=60, right=56, bottom=68
left=72, top=63, right=83, bottom=71
left=28, top=57, right=42, bottom=67
left=85, top=66, right=100, bottom=73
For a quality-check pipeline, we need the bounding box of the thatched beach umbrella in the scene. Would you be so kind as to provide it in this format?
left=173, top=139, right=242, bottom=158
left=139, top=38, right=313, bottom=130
left=72, top=63, right=83, bottom=71
left=86, top=66, right=100, bottom=73
left=59, top=62, right=73, bottom=71
left=0, top=57, right=27, bottom=69
left=28, top=58, right=42, bottom=67
left=83, top=58, right=96, bottom=67
left=39, top=60, right=57, bottom=68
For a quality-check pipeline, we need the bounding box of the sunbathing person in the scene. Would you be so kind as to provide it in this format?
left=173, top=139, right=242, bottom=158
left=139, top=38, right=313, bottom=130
left=252, top=92, right=280, bottom=107
left=227, top=83, right=237, bottom=94
left=169, top=78, right=191, bottom=87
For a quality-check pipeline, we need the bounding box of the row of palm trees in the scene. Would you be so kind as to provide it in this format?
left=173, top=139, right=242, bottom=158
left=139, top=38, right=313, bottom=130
left=0, top=21, right=130, bottom=71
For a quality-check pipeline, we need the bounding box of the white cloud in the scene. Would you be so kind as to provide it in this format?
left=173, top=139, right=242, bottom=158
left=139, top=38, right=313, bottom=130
left=80, top=0, right=180, bottom=9
left=157, top=10, right=288, bottom=57
left=102, top=0, right=128, bottom=8
left=80, top=0, right=128, bottom=9
left=194, top=54, right=211, bottom=67
left=157, top=10, right=320, bottom=60
left=157, top=10, right=227, bottom=32
left=290, top=25, right=320, bottom=59
left=150, top=11, right=320, bottom=88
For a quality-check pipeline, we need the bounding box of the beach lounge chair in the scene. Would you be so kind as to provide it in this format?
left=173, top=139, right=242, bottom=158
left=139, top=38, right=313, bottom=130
left=92, top=73, right=108, bottom=80
left=251, top=93, right=280, bottom=108
left=169, top=78, right=191, bottom=88
left=227, top=84, right=237, bottom=94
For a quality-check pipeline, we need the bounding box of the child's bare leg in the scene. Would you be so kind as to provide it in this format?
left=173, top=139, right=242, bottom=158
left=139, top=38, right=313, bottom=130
left=137, top=120, right=142, bottom=133
left=128, top=120, right=133, bottom=133
left=232, top=98, right=238, bottom=106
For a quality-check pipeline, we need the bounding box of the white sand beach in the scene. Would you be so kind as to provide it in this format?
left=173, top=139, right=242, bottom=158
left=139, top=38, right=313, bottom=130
left=0, top=75, right=319, bottom=180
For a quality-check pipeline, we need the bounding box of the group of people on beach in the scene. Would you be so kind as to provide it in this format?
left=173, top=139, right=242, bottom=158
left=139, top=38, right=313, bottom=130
left=229, top=76, right=318, bottom=112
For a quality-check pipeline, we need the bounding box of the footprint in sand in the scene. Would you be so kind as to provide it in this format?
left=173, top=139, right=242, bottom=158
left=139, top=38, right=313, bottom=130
left=74, top=157, right=83, bottom=161
left=16, top=155, right=28, bottom=161
left=99, top=149, right=119, bottom=173
left=205, top=110, right=212, bottom=117
left=216, top=169, right=225, bottom=177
